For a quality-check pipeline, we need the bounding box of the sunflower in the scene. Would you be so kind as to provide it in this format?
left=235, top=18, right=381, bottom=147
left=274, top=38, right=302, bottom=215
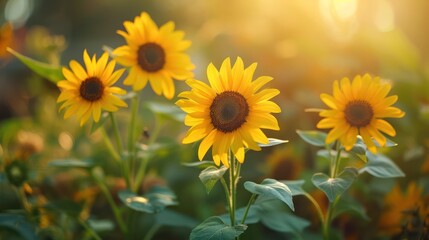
left=113, top=12, right=194, bottom=99
left=176, top=57, right=280, bottom=166
left=57, top=50, right=127, bottom=126
left=317, top=74, right=404, bottom=153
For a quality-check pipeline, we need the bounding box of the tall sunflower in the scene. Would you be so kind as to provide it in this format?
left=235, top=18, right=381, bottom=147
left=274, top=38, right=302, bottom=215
left=113, top=12, right=194, bottom=99
left=317, top=74, right=404, bottom=153
left=57, top=50, right=127, bottom=126
left=176, top=57, right=281, bottom=166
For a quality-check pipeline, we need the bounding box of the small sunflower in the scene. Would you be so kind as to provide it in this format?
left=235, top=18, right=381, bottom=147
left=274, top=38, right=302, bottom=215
left=317, top=74, right=405, bottom=153
left=57, top=50, right=127, bottom=126
left=113, top=12, right=194, bottom=99
left=176, top=57, right=281, bottom=166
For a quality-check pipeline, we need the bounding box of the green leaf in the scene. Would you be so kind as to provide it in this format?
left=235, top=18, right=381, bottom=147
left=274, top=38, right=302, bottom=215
left=90, top=112, right=109, bottom=134
left=118, top=186, right=177, bottom=213
left=244, top=178, right=294, bottom=211
left=87, top=219, right=115, bottom=232
left=260, top=210, right=310, bottom=234
left=332, top=196, right=370, bottom=221
left=359, top=152, right=405, bottom=178
left=346, top=137, right=368, bottom=163
left=199, top=166, right=228, bottom=194
left=0, top=213, right=38, bottom=240
left=182, top=161, right=217, bottom=169
left=144, top=101, right=185, bottom=122
left=48, top=159, right=94, bottom=168
left=219, top=205, right=262, bottom=225
left=258, top=138, right=289, bottom=147
left=190, top=217, right=247, bottom=240
left=280, top=180, right=306, bottom=196
left=8, top=48, right=63, bottom=83
left=373, top=137, right=398, bottom=148
left=155, top=209, right=198, bottom=228
left=296, top=130, right=327, bottom=147
left=311, top=168, right=358, bottom=202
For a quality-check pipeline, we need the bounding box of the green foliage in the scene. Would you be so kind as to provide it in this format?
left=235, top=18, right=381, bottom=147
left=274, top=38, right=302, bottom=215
left=0, top=214, right=38, bottom=240
left=90, top=112, right=109, bottom=134
left=182, top=160, right=217, bottom=169
left=244, top=178, right=294, bottom=211
left=256, top=199, right=310, bottom=235
left=189, top=217, right=247, bottom=240
left=144, top=101, right=186, bottom=122
left=199, top=166, right=228, bottom=194
left=280, top=180, right=306, bottom=196
left=48, top=159, right=94, bottom=169
left=7, top=48, right=63, bottom=83
left=332, top=196, right=370, bottom=221
left=296, top=130, right=327, bottom=147
left=258, top=138, right=289, bottom=147
left=359, top=152, right=405, bottom=178
left=118, top=186, right=177, bottom=213
left=311, top=168, right=358, bottom=202
left=155, top=209, right=198, bottom=228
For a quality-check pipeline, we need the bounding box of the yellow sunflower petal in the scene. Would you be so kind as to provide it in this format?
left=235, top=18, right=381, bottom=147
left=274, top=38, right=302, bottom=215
left=69, top=60, right=88, bottom=80
left=320, top=93, right=338, bottom=110
left=375, top=119, right=396, bottom=136
left=198, top=129, right=216, bottom=160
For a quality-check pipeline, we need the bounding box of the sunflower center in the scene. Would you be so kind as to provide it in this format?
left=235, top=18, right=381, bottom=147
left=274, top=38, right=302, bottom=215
left=210, top=91, right=249, bottom=133
left=344, top=100, right=374, bottom=127
left=79, top=77, right=104, bottom=102
left=137, top=43, right=165, bottom=72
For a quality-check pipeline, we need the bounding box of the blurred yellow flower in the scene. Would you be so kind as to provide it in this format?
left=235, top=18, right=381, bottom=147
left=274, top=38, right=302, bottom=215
left=113, top=12, right=194, bottom=99
left=0, top=22, right=13, bottom=58
left=57, top=50, right=127, bottom=126
left=317, top=74, right=404, bottom=152
left=176, top=57, right=280, bottom=166
left=378, top=182, right=429, bottom=236
left=266, top=147, right=303, bottom=180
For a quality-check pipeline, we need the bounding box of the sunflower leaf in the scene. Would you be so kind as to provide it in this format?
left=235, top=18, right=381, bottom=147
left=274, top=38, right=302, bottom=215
left=279, top=180, right=307, bottom=196
left=0, top=214, right=38, bottom=240
left=199, top=166, right=228, bottom=194
left=190, top=217, right=247, bottom=240
left=244, top=178, right=294, bottom=211
left=347, top=137, right=367, bottom=163
left=7, top=48, right=63, bottom=83
left=311, top=168, right=358, bottom=202
left=182, top=161, right=217, bottom=169
left=118, top=186, right=177, bottom=213
left=359, top=152, right=405, bottom=178
left=258, top=138, right=289, bottom=147
left=296, top=130, right=327, bottom=147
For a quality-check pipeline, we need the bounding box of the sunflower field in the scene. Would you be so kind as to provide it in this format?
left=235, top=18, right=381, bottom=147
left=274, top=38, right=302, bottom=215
left=0, top=1, right=428, bottom=240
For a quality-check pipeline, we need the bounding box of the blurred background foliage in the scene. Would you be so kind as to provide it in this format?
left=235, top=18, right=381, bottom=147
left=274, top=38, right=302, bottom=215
left=0, top=0, right=428, bottom=239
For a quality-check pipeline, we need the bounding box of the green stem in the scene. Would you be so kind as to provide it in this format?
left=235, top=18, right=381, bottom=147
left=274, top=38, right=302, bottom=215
left=109, top=112, right=130, bottom=188
left=220, top=177, right=232, bottom=215
left=240, top=193, right=256, bottom=224
left=143, top=224, right=161, bottom=240
left=133, top=121, right=162, bottom=193
left=95, top=176, right=127, bottom=233
left=323, top=197, right=340, bottom=240
left=127, top=94, right=139, bottom=191
left=100, top=127, right=120, bottom=162
left=78, top=218, right=102, bottom=240
left=332, top=141, right=342, bottom=178
left=303, top=192, right=324, bottom=226
left=110, top=112, right=124, bottom=154
left=229, top=150, right=236, bottom=227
